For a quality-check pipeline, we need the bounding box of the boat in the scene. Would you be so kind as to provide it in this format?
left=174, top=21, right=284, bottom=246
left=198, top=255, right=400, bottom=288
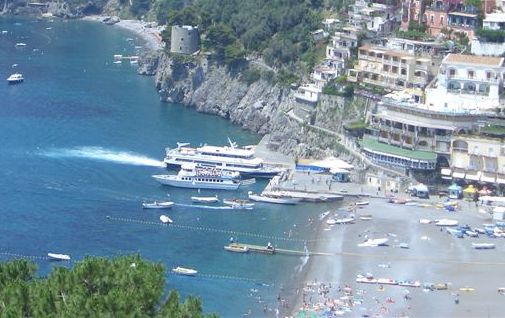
left=359, top=214, right=373, bottom=221
left=172, top=266, right=197, bottom=276
left=223, top=198, right=254, bottom=209
left=459, top=287, right=475, bottom=292
left=465, top=230, right=479, bottom=237
left=326, top=218, right=337, bottom=225
left=15, top=42, right=27, bottom=47
left=163, top=140, right=283, bottom=178
left=153, top=164, right=243, bottom=190
left=334, top=217, right=355, bottom=224
left=142, top=201, right=174, bottom=209
left=319, top=210, right=330, bottom=220
left=224, top=243, right=249, bottom=253
left=159, top=215, right=173, bottom=224
left=435, top=219, right=459, bottom=226
left=248, top=192, right=301, bottom=204
left=376, top=278, right=398, bottom=285
left=262, top=190, right=343, bottom=202
left=398, top=280, right=421, bottom=288
left=7, top=73, right=24, bottom=84
left=471, top=243, right=495, bottom=249
left=358, top=238, right=388, bottom=247
left=47, top=253, right=71, bottom=261
left=191, top=195, right=219, bottom=203
left=355, top=201, right=369, bottom=206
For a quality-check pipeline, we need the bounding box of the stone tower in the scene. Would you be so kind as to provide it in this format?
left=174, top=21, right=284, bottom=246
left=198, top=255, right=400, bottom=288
left=170, top=25, right=200, bottom=55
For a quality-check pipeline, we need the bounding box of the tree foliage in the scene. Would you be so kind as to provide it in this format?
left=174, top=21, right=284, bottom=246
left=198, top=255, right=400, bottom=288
left=155, top=0, right=322, bottom=67
left=0, top=255, right=217, bottom=317
left=476, top=28, right=505, bottom=43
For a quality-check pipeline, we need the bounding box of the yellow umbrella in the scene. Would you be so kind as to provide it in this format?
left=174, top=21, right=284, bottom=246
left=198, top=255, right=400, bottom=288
left=463, top=185, right=477, bottom=194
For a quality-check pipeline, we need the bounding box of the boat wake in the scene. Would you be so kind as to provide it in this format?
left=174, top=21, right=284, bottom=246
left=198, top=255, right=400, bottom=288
left=39, top=146, right=165, bottom=167
left=295, top=244, right=310, bottom=273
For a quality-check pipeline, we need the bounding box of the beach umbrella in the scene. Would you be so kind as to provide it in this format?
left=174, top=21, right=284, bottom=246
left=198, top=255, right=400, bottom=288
left=448, top=183, right=461, bottom=191
left=478, top=187, right=491, bottom=196
left=463, top=185, right=477, bottom=194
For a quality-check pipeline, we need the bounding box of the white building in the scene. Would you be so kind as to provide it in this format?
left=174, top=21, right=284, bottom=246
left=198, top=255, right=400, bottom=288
left=483, top=12, right=505, bottom=30
left=349, top=0, right=398, bottom=35
left=425, top=54, right=505, bottom=112
left=294, top=84, right=322, bottom=106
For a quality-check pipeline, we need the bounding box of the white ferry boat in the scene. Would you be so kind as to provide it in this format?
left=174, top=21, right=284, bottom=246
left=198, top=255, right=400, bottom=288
left=153, top=164, right=242, bottom=190
left=7, top=73, right=24, bottom=84
left=163, top=140, right=282, bottom=178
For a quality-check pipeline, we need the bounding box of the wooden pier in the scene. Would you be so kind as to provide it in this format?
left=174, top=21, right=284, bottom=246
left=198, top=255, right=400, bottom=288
left=224, top=243, right=332, bottom=256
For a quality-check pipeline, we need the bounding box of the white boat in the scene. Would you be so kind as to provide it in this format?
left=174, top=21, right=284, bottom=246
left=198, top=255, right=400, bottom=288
left=355, top=201, right=369, bottom=206
left=153, top=164, right=242, bottom=190
left=191, top=196, right=219, bottom=203
left=248, top=192, right=301, bottom=204
left=15, top=42, right=27, bottom=47
left=47, top=253, right=71, bottom=261
left=335, top=217, right=355, bottom=224
left=142, top=201, right=174, bottom=209
left=223, top=198, right=255, bottom=209
left=7, top=73, right=24, bottom=84
left=130, top=59, right=138, bottom=64
left=435, top=219, right=459, bottom=226
left=376, top=278, right=398, bottom=285
left=472, top=243, right=495, bottom=249
left=358, top=238, right=389, bottom=247
left=359, top=215, right=373, bottom=221
left=319, top=210, right=330, bottom=220
left=159, top=215, right=173, bottom=224
left=398, top=280, right=421, bottom=288
left=172, top=266, right=197, bottom=276
left=163, top=140, right=282, bottom=178
left=326, top=218, right=337, bottom=225
left=224, top=243, right=249, bottom=253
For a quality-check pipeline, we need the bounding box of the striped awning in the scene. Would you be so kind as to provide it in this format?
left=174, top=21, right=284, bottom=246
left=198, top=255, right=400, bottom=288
left=441, top=168, right=452, bottom=176
left=452, top=170, right=466, bottom=179
left=497, top=174, right=505, bottom=184
left=465, top=171, right=481, bottom=181
left=480, top=172, right=496, bottom=184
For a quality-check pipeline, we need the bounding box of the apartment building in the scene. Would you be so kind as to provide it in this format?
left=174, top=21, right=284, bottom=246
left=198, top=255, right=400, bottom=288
left=347, top=45, right=439, bottom=91
left=425, top=54, right=505, bottom=112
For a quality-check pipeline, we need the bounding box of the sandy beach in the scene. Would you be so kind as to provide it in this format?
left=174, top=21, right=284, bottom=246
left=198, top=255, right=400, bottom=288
left=283, top=180, right=505, bottom=318
left=82, top=15, right=164, bottom=51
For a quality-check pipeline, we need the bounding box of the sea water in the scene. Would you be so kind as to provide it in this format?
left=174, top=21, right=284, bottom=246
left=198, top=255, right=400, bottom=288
left=0, top=17, right=326, bottom=316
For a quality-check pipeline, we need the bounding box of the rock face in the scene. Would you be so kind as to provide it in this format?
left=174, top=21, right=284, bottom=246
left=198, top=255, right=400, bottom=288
left=146, top=52, right=366, bottom=161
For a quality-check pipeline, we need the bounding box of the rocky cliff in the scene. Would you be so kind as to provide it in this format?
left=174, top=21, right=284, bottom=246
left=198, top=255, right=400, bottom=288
left=140, top=52, right=368, bottom=162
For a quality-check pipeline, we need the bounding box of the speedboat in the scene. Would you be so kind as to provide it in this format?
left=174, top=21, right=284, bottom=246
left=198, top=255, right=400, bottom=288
left=172, top=266, right=197, bottom=276
left=191, top=195, right=219, bottom=203
left=355, top=201, right=369, bottom=206
left=163, top=140, right=283, bottom=178
left=153, top=163, right=243, bottom=190
left=319, top=210, right=330, bottom=220
left=7, top=73, right=24, bottom=84
left=248, top=192, right=301, bottom=204
left=142, top=201, right=174, bottom=209
left=435, top=219, right=458, bottom=226
left=358, top=238, right=388, bottom=247
left=159, top=215, right=173, bottom=224
left=224, top=243, right=249, bottom=253
left=335, top=217, right=355, bottom=224
left=15, top=42, right=27, bottom=47
left=471, top=243, right=495, bottom=249
left=47, top=253, right=71, bottom=261
left=223, top=198, right=254, bottom=209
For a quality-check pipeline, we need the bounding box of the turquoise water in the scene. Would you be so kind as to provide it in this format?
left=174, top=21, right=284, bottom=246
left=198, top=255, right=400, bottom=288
left=0, top=17, right=325, bottom=316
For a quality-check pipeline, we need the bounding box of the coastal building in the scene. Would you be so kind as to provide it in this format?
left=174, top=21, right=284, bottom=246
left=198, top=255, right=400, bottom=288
left=447, top=132, right=505, bottom=186
left=363, top=98, right=487, bottom=171
left=349, top=0, right=398, bottom=35
left=471, top=11, right=505, bottom=55
left=447, top=7, right=479, bottom=39
left=400, top=0, right=422, bottom=30
left=425, top=54, right=505, bottom=112
left=294, top=84, right=322, bottom=106
left=347, top=44, right=440, bottom=91
left=170, top=25, right=200, bottom=55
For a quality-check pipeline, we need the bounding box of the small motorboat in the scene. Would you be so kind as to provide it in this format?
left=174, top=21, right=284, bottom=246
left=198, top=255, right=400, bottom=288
left=359, top=214, right=373, bottom=221
left=435, top=219, right=458, bottom=226
left=335, top=217, right=355, bottom=224
left=142, top=201, right=174, bottom=209
left=358, top=238, right=388, bottom=247
left=224, top=243, right=249, bottom=253
left=319, top=210, right=330, bottom=220
left=326, top=218, right=337, bottom=225
left=172, top=266, right=197, bottom=276
left=355, top=201, right=369, bottom=206
left=191, top=196, right=219, bottom=203
left=159, top=215, right=173, bottom=224
left=471, top=243, right=495, bottom=249
left=223, top=198, right=254, bottom=209
left=15, top=42, right=27, bottom=47
left=7, top=73, right=24, bottom=84
left=47, top=253, right=71, bottom=261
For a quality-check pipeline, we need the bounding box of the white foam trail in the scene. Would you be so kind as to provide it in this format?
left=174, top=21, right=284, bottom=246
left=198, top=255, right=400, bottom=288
left=295, top=244, right=310, bottom=273
left=40, top=146, right=165, bottom=168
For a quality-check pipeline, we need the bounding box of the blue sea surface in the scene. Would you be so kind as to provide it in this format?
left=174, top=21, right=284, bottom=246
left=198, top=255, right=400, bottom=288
left=0, top=17, right=325, bottom=316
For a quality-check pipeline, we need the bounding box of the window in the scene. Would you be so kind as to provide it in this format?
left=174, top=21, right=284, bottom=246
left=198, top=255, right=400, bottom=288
left=440, top=16, right=444, bottom=25
left=467, top=70, right=474, bottom=79
left=401, top=68, right=407, bottom=75
left=449, top=68, right=456, bottom=77
left=430, top=15, right=434, bottom=24
left=489, top=146, right=495, bottom=156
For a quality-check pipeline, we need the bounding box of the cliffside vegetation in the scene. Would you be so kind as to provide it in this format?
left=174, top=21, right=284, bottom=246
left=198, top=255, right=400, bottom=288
left=0, top=255, right=216, bottom=317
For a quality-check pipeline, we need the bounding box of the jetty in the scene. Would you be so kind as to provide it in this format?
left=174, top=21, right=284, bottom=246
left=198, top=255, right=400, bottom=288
left=224, top=243, right=332, bottom=256
left=113, top=54, right=139, bottom=61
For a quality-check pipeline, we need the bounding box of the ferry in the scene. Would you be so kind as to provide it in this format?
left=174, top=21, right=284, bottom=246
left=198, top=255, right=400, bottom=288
left=163, top=140, right=282, bottom=178
left=153, top=164, right=242, bottom=190
left=7, top=73, right=24, bottom=84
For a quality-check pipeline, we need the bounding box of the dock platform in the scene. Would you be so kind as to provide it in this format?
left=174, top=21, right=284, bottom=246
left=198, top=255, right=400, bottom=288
left=224, top=243, right=332, bottom=256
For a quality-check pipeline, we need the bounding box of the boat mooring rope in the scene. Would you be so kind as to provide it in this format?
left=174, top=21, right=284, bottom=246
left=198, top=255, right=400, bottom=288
left=106, top=216, right=309, bottom=243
